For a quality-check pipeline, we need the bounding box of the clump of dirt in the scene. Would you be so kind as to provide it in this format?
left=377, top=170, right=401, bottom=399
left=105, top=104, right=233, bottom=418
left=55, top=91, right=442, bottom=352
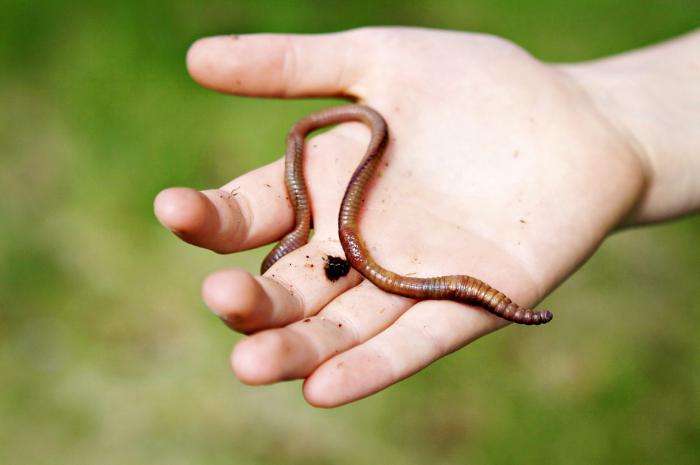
left=324, top=256, right=350, bottom=282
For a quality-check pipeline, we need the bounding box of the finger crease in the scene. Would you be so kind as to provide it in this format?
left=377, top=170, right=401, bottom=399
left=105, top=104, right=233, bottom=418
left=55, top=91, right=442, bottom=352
left=281, top=39, right=300, bottom=98
left=269, top=274, right=306, bottom=320
left=404, top=319, right=448, bottom=359
left=231, top=189, right=255, bottom=245
left=326, top=313, right=361, bottom=346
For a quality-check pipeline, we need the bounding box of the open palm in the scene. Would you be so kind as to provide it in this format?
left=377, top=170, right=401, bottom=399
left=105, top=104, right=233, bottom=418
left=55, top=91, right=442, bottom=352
left=155, top=27, right=645, bottom=406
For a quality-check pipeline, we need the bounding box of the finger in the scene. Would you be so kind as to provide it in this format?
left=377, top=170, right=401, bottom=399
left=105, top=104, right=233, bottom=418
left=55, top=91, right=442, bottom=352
left=202, top=241, right=361, bottom=333
left=229, top=280, right=413, bottom=384
left=303, top=300, right=508, bottom=407
left=186, top=30, right=371, bottom=98
left=154, top=159, right=293, bottom=253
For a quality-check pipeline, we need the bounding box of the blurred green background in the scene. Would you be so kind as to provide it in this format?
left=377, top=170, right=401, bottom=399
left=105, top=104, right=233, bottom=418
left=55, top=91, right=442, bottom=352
left=1, top=0, right=699, bottom=464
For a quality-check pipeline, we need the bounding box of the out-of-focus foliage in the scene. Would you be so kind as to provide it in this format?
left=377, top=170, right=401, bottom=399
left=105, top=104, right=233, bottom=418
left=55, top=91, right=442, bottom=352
left=1, top=1, right=698, bottom=464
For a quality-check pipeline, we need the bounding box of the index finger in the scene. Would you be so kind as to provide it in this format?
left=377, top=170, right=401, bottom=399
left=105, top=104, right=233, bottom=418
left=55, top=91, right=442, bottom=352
left=154, top=159, right=292, bottom=253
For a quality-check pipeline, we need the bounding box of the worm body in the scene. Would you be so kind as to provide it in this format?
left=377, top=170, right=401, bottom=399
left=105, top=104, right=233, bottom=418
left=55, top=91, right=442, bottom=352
left=261, top=104, right=553, bottom=325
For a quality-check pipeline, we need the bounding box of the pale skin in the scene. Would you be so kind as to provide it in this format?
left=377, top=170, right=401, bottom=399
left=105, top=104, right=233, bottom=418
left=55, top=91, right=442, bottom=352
left=154, top=27, right=700, bottom=407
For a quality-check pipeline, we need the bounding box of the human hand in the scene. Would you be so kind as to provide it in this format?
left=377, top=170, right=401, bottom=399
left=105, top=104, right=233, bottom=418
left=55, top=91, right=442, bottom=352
left=154, top=27, right=697, bottom=406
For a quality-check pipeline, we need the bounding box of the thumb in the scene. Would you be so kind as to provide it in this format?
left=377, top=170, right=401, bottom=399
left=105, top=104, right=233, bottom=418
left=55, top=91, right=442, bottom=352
left=186, top=30, right=370, bottom=98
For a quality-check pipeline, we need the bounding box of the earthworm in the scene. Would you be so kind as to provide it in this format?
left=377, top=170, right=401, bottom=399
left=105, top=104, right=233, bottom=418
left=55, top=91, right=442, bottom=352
left=261, top=104, right=553, bottom=325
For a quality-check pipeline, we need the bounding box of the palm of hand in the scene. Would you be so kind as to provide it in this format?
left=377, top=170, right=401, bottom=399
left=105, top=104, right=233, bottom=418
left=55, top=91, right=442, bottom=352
left=155, top=28, right=644, bottom=406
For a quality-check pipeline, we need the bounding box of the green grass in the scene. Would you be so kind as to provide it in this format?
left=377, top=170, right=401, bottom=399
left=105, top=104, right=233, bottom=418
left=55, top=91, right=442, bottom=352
left=1, top=1, right=699, bottom=464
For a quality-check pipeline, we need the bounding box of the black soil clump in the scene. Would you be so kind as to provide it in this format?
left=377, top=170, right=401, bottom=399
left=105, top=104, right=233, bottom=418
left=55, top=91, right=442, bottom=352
left=324, top=256, right=350, bottom=282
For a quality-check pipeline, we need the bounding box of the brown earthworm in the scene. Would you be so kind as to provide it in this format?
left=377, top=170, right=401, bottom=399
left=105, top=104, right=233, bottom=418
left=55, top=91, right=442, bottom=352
left=261, top=104, right=553, bottom=325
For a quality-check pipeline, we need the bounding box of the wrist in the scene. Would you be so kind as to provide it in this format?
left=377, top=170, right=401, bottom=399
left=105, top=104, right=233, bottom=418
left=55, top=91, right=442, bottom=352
left=557, top=30, right=700, bottom=224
